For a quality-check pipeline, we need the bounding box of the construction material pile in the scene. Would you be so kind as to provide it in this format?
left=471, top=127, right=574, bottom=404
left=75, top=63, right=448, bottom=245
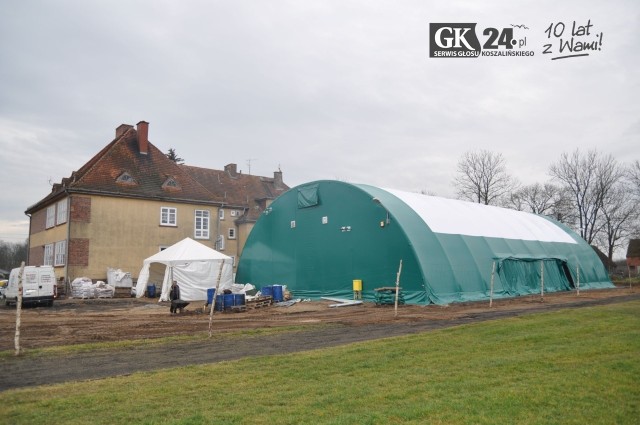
left=374, top=287, right=405, bottom=305
left=71, top=277, right=115, bottom=299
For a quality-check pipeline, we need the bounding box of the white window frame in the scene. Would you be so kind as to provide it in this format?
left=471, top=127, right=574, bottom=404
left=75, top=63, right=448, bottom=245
left=230, top=256, right=236, bottom=266
left=217, top=234, right=225, bottom=251
left=160, top=207, right=177, bottom=226
left=54, top=240, right=66, bottom=266
left=44, top=244, right=54, bottom=266
left=194, top=210, right=210, bottom=239
left=46, top=205, right=56, bottom=229
left=228, top=228, right=236, bottom=240
left=56, top=199, right=68, bottom=225
left=219, top=209, right=224, bottom=220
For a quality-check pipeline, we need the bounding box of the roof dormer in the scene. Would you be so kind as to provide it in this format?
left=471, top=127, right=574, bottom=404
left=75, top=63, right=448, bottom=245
left=116, top=171, right=137, bottom=186
left=162, top=176, right=181, bottom=191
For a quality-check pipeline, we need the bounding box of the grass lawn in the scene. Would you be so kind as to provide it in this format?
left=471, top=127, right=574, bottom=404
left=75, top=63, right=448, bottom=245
left=1, top=301, right=638, bottom=425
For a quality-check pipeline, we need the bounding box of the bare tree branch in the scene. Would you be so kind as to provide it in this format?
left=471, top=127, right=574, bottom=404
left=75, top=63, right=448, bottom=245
left=549, top=149, right=625, bottom=244
left=453, top=150, right=517, bottom=205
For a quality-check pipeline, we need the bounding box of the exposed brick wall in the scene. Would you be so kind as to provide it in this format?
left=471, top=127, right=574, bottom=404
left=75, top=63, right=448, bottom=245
left=627, top=258, right=640, bottom=267
left=28, top=246, right=44, bottom=266
left=70, top=196, right=91, bottom=223
left=68, top=238, right=89, bottom=267
left=30, top=208, right=47, bottom=234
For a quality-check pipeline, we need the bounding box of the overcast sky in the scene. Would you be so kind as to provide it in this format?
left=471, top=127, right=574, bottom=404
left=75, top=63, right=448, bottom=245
left=0, top=0, right=638, bottom=243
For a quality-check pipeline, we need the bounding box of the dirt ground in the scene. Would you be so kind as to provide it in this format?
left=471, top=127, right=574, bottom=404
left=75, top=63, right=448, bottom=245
left=1, top=285, right=638, bottom=391
left=0, top=286, right=637, bottom=351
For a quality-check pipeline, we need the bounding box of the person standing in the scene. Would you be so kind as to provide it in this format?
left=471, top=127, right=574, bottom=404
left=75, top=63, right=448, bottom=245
left=169, top=280, right=180, bottom=314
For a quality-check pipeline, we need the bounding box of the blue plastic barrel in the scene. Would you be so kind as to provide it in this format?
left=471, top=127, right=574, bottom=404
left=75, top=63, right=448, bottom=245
left=234, top=293, right=246, bottom=306
left=261, top=285, right=273, bottom=298
left=147, top=284, right=156, bottom=298
left=223, top=293, right=235, bottom=310
left=207, top=288, right=216, bottom=305
left=272, top=285, right=284, bottom=302
left=215, top=294, right=224, bottom=311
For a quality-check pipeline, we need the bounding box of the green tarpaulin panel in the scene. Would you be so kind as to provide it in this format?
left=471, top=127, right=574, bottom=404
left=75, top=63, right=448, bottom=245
left=297, top=184, right=319, bottom=208
left=237, top=180, right=613, bottom=305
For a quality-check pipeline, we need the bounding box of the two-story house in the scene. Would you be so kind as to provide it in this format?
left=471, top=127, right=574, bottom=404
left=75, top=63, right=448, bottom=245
left=25, top=121, right=288, bottom=285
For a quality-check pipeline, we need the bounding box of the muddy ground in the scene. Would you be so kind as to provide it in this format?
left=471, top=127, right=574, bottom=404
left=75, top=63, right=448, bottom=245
left=1, top=286, right=638, bottom=391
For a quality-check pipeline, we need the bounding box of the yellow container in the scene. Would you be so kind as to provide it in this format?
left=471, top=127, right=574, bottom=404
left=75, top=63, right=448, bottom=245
left=352, top=279, right=362, bottom=291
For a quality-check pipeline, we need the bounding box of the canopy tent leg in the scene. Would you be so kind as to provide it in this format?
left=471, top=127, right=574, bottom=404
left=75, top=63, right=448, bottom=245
left=540, top=260, right=545, bottom=302
left=489, top=261, right=496, bottom=308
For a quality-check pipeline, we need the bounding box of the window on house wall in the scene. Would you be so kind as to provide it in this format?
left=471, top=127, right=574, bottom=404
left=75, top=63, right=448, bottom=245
left=195, top=210, right=210, bottom=239
left=46, top=205, right=56, bottom=229
left=44, top=244, right=54, bottom=266
left=228, top=228, right=236, bottom=239
left=56, top=199, right=68, bottom=225
left=219, top=209, right=224, bottom=220
left=217, top=234, right=225, bottom=250
left=160, top=207, right=177, bottom=226
left=54, top=240, right=66, bottom=266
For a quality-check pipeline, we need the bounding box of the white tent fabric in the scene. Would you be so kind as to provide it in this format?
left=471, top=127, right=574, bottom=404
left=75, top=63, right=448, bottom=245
left=135, top=238, right=234, bottom=302
left=384, top=188, right=577, bottom=244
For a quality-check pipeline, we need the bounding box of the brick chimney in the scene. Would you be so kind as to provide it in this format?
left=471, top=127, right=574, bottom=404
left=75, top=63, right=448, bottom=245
left=115, top=124, right=133, bottom=138
left=225, top=163, right=238, bottom=177
left=274, top=169, right=283, bottom=188
left=136, top=121, right=149, bottom=155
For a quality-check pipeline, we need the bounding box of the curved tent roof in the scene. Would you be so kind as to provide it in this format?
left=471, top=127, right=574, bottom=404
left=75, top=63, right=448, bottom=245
left=236, top=181, right=612, bottom=305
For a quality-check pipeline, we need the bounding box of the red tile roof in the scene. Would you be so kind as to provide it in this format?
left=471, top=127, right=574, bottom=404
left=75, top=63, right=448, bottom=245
left=26, top=124, right=288, bottom=215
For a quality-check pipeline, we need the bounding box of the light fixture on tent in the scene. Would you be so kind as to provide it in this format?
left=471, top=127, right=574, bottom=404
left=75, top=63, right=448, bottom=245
left=372, top=197, right=390, bottom=226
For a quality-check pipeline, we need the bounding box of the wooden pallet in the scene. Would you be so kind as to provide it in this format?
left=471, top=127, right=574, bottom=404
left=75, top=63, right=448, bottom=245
left=227, top=305, right=247, bottom=313
left=245, top=296, right=273, bottom=309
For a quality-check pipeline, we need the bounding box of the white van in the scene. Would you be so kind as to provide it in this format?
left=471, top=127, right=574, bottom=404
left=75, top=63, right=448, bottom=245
left=5, top=266, right=56, bottom=307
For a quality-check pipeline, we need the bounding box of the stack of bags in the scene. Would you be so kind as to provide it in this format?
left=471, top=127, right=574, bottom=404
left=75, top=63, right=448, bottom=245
left=70, top=277, right=115, bottom=299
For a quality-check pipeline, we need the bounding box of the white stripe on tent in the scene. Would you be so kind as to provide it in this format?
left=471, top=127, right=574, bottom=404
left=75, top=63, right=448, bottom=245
left=383, top=189, right=577, bottom=244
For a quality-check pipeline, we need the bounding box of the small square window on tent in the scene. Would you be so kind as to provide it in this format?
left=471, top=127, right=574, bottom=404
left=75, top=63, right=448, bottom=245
left=297, top=184, right=319, bottom=208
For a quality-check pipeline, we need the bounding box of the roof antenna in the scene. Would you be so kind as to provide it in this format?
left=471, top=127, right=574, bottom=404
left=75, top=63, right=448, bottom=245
left=246, top=158, right=257, bottom=175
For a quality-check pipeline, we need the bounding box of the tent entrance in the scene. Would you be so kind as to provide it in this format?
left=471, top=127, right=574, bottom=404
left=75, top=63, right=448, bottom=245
left=497, top=258, right=573, bottom=296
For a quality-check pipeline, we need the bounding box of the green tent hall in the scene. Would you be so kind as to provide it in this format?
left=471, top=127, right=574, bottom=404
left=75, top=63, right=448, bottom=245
left=236, top=180, right=613, bottom=305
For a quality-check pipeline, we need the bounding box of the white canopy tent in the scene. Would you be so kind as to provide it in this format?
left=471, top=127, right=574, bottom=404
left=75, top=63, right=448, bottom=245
left=135, top=238, right=234, bottom=302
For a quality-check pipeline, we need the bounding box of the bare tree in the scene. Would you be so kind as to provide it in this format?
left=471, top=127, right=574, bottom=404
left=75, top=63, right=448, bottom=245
left=508, top=182, right=560, bottom=215
left=628, top=160, right=640, bottom=199
left=453, top=150, right=517, bottom=205
left=596, top=183, right=638, bottom=268
left=0, top=239, right=28, bottom=273
left=549, top=149, right=625, bottom=244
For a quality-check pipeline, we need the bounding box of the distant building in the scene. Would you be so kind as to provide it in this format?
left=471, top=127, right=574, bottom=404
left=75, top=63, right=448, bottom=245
left=627, top=239, right=640, bottom=276
left=25, top=121, right=288, bottom=283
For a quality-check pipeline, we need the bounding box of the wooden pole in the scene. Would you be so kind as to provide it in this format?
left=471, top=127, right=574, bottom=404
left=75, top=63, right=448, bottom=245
left=576, top=265, right=580, bottom=296
left=489, top=261, right=496, bottom=308
left=208, top=261, right=226, bottom=338
left=394, top=259, right=403, bottom=318
left=540, top=260, right=544, bottom=302
left=14, top=262, right=25, bottom=356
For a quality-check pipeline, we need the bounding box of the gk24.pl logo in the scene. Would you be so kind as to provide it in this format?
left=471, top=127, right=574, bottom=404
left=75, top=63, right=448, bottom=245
left=429, top=23, right=532, bottom=58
